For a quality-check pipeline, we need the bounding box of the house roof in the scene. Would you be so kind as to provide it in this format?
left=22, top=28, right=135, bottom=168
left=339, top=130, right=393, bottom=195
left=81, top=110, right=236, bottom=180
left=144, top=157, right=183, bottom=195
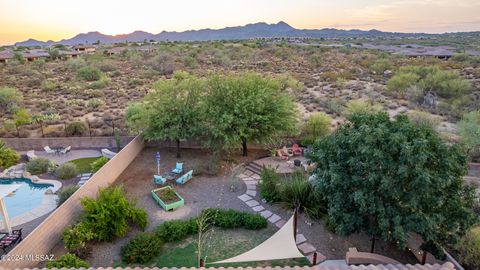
left=74, top=44, right=96, bottom=49
left=22, top=49, right=49, bottom=58
left=4, top=263, right=455, bottom=270
left=0, top=50, right=14, bottom=60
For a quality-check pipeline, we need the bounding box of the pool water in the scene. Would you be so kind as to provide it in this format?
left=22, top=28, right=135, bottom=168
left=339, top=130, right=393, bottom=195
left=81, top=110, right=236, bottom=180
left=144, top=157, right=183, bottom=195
left=0, top=178, right=53, bottom=218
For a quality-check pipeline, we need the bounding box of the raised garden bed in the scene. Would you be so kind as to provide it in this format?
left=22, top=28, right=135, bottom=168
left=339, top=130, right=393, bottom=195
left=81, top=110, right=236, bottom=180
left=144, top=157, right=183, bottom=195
left=151, top=185, right=184, bottom=211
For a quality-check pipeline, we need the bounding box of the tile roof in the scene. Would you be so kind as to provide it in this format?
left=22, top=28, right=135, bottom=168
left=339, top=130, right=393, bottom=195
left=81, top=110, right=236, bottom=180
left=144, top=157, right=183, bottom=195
left=3, top=262, right=455, bottom=270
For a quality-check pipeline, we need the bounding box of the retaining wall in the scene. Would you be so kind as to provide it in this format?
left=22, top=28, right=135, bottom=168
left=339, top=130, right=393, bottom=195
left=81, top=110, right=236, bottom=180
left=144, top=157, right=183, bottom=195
left=0, top=136, right=145, bottom=269
left=1, top=136, right=135, bottom=151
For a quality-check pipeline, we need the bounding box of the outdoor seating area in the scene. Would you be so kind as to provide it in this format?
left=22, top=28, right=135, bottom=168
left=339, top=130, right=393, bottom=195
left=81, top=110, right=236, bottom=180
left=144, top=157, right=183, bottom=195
left=44, top=145, right=71, bottom=155
left=0, top=229, right=22, bottom=254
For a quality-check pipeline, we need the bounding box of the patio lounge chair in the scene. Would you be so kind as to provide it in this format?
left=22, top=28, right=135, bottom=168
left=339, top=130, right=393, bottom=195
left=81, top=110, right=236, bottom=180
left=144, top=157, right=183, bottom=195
left=292, top=144, right=302, bottom=156
left=0, top=229, right=22, bottom=253
left=60, top=146, right=71, bottom=155
left=154, top=175, right=167, bottom=185
left=171, top=162, right=183, bottom=174
left=101, top=148, right=117, bottom=159
left=26, top=150, right=37, bottom=161
left=44, top=146, right=55, bottom=155
left=176, top=170, right=193, bottom=185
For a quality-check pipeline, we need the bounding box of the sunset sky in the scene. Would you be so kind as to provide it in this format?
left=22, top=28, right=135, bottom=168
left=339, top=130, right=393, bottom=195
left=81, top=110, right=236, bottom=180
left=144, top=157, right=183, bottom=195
left=1, top=0, right=479, bottom=45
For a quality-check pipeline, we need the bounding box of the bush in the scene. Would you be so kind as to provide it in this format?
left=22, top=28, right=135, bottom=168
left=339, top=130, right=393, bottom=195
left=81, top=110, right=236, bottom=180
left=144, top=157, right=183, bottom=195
left=154, top=219, right=198, bottom=242
left=88, top=77, right=110, bottom=89
left=458, top=110, right=480, bottom=155
left=57, top=185, right=79, bottom=205
left=387, top=72, right=420, bottom=94
left=280, top=171, right=326, bottom=219
left=87, top=98, right=104, bottom=109
left=46, top=253, right=89, bottom=269
left=457, top=226, right=480, bottom=270
left=121, top=233, right=164, bottom=264
left=76, top=66, right=102, bottom=81
left=0, top=87, right=23, bottom=113
left=80, top=186, right=148, bottom=241
left=407, top=110, right=441, bottom=129
left=65, top=121, right=87, bottom=136
left=41, top=80, right=57, bottom=92
left=62, top=222, right=96, bottom=256
left=67, top=58, right=86, bottom=70
left=259, top=167, right=282, bottom=203
left=344, top=99, right=382, bottom=116
left=302, top=112, right=332, bottom=146
left=239, top=212, right=268, bottom=230
left=91, top=156, right=109, bottom=173
left=0, top=141, right=20, bottom=169
left=25, top=157, right=53, bottom=175
left=55, top=163, right=78, bottom=180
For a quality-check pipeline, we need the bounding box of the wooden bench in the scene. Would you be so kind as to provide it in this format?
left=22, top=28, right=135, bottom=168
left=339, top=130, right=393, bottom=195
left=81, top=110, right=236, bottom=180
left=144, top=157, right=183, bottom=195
left=176, top=170, right=193, bottom=185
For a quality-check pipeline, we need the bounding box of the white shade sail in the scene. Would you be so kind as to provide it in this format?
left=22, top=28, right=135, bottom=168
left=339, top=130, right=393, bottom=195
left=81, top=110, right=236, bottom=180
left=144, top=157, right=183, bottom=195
left=0, top=184, right=22, bottom=234
left=209, top=214, right=304, bottom=264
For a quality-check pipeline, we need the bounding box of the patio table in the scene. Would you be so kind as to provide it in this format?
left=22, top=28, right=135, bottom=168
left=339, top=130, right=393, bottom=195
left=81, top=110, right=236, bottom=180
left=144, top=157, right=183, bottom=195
left=51, top=147, right=64, bottom=155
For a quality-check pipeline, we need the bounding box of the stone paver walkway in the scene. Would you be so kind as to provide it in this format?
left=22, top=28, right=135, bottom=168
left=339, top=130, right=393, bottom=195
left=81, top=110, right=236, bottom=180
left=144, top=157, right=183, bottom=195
left=236, top=167, right=327, bottom=265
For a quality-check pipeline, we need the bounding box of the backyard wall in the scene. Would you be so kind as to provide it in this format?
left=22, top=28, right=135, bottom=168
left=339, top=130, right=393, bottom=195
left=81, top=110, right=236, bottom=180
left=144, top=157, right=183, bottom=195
left=1, top=136, right=135, bottom=151
left=0, top=136, right=145, bottom=269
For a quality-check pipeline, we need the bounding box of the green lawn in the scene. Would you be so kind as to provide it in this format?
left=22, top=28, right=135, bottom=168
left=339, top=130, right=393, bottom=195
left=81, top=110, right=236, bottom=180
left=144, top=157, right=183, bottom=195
left=69, top=157, right=101, bottom=173
left=151, top=227, right=310, bottom=268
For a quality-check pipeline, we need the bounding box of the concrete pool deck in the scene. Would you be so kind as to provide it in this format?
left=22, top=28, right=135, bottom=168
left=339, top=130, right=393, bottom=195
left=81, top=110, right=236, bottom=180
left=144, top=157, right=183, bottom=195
left=20, top=149, right=103, bottom=165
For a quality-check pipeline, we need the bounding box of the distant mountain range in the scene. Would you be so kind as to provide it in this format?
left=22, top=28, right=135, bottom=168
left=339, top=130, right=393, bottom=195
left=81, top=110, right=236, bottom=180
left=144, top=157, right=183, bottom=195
left=13, top=21, right=475, bottom=47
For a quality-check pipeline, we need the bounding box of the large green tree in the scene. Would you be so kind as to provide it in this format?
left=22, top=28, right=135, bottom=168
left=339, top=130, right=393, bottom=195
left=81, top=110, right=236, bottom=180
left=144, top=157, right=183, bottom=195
left=126, top=71, right=205, bottom=158
left=309, top=112, right=477, bottom=254
left=205, top=73, right=298, bottom=156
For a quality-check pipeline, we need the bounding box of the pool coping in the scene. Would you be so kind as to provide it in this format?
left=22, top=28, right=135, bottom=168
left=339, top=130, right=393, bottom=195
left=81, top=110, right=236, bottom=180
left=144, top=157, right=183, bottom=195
left=0, top=164, right=62, bottom=227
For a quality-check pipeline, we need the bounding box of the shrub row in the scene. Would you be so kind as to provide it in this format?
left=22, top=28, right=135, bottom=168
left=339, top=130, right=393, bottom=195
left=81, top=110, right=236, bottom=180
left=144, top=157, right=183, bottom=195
left=121, top=208, right=267, bottom=264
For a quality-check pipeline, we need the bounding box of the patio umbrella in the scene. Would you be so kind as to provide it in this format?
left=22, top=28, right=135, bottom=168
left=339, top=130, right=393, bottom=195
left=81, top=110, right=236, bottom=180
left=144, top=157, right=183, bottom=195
left=0, top=184, right=22, bottom=234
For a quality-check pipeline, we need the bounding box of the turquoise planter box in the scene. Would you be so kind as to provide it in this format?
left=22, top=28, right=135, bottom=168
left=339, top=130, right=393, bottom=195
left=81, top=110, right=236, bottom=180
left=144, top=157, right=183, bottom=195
left=151, top=185, right=184, bottom=211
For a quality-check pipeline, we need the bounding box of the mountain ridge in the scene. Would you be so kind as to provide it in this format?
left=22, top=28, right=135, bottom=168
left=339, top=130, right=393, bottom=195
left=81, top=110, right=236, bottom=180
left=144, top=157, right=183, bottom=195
left=13, top=21, right=478, bottom=47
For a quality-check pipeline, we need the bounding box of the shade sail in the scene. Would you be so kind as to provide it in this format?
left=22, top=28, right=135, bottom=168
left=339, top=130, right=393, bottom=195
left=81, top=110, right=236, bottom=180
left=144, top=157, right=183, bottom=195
left=209, top=214, right=304, bottom=264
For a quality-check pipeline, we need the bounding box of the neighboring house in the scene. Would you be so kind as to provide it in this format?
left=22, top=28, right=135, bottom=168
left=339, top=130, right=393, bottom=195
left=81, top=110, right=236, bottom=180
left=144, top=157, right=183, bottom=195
left=0, top=50, right=13, bottom=64
left=105, top=47, right=126, bottom=56
left=22, top=49, right=50, bottom=61
left=60, top=50, right=82, bottom=58
left=73, top=44, right=96, bottom=54
left=133, top=45, right=157, bottom=52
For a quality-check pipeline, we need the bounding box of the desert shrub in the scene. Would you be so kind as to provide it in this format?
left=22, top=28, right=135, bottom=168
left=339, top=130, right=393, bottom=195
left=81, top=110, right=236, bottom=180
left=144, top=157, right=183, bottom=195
left=121, top=232, right=164, bottom=264
left=183, top=55, right=198, bottom=69
left=148, top=53, right=176, bottom=75
left=76, top=66, right=102, bottom=81
left=46, top=253, right=89, bottom=269
left=450, top=53, right=470, bottom=63
left=370, top=59, right=391, bottom=74
left=240, top=212, right=268, bottom=229
left=280, top=171, right=326, bottom=219
left=97, top=61, right=117, bottom=72
left=406, top=85, right=425, bottom=104
left=62, top=222, right=96, bottom=256
left=0, top=141, right=20, bottom=169
left=87, top=98, right=104, bottom=109
left=419, top=69, right=471, bottom=99
left=88, top=77, right=110, bottom=89
left=68, top=58, right=86, bottom=70
left=65, top=121, right=87, bottom=136
left=344, top=99, right=382, bottom=116
left=154, top=219, right=198, bottom=242
left=302, top=112, right=331, bottom=146
left=458, top=110, right=480, bottom=157
left=407, top=110, right=441, bottom=128
left=91, top=156, right=109, bottom=173
left=55, top=163, right=78, bottom=180
left=259, top=167, right=282, bottom=203
left=41, top=79, right=57, bottom=92
left=80, top=186, right=148, bottom=241
left=387, top=72, right=420, bottom=94
left=26, top=157, right=54, bottom=175
left=457, top=226, right=480, bottom=270
left=57, top=185, right=79, bottom=205
left=0, top=87, right=23, bottom=113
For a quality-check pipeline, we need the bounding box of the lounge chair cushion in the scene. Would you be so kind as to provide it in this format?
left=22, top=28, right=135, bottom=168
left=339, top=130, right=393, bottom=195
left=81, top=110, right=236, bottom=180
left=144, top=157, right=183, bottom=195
left=172, top=162, right=183, bottom=174
left=176, top=170, right=193, bottom=185
left=154, top=175, right=167, bottom=185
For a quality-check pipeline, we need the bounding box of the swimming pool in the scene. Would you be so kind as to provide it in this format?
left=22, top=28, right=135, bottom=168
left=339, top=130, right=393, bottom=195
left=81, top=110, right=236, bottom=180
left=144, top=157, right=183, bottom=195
left=0, top=178, right=54, bottom=218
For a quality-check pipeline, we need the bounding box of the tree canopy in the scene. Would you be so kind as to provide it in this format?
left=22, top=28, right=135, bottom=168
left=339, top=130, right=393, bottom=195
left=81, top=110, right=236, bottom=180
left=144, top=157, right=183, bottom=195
left=309, top=112, right=477, bottom=254
left=205, top=72, right=298, bottom=156
left=126, top=71, right=205, bottom=157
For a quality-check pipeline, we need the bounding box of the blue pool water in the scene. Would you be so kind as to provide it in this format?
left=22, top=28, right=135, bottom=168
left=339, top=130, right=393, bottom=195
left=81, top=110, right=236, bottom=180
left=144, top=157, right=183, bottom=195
left=0, top=178, right=53, bottom=218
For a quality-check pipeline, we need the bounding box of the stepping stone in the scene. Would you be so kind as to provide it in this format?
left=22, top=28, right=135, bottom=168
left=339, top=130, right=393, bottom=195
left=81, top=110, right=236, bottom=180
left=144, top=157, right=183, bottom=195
left=246, top=190, right=257, bottom=197
left=244, top=171, right=254, bottom=177
left=275, top=219, right=286, bottom=228
left=268, top=214, right=281, bottom=224
left=244, top=180, right=257, bottom=186
left=251, top=174, right=261, bottom=180
left=82, top=173, right=92, bottom=177
left=260, top=210, right=273, bottom=218
left=237, top=194, right=252, bottom=202
left=242, top=177, right=255, bottom=181
left=298, top=242, right=316, bottom=254
left=246, top=184, right=257, bottom=190
left=80, top=177, right=90, bottom=181
left=252, top=205, right=265, bottom=212
left=77, top=180, right=87, bottom=185
left=246, top=200, right=259, bottom=207
left=307, top=252, right=327, bottom=265
left=296, top=234, right=307, bottom=245
left=238, top=173, right=248, bottom=179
